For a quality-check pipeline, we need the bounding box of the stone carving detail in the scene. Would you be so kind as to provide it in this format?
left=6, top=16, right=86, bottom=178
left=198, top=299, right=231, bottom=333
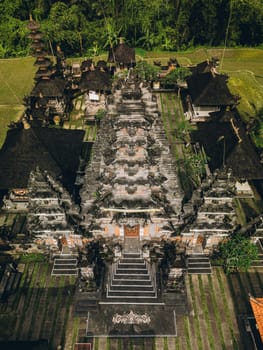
left=112, top=310, right=151, bottom=325
left=80, top=70, right=184, bottom=236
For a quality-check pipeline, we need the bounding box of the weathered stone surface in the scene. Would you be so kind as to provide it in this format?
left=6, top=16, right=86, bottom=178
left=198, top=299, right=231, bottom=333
left=80, top=70, right=184, bottom=239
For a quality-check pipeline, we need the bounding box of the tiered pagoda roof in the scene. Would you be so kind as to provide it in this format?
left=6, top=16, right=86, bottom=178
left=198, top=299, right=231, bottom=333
left=80, top=70, right=183, bottom=237
left=27, top=16, right=55, bottom=81
left=27, top=167, right=73, bottom=238
left=183, top=170, right=238, bottom=237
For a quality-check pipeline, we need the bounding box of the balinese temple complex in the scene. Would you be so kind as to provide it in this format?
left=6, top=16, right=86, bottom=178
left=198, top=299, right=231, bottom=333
left=80, top=70, right=184, bottom=240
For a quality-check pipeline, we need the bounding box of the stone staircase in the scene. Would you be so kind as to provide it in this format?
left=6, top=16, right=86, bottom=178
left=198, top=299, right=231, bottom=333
left=51, top=253, right=78, bottom=276
left=187, top=254, right=212, bottom=274
left=103, top=251, right=160, bottom=304
left=74, top=292, right=99, bottom=316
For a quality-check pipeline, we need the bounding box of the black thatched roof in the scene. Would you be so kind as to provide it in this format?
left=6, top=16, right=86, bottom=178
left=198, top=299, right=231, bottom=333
left=0, top=127, right=85, bottom=191
left=81, top=59, right=93, bottom=71
left=30, top=78, right=66, bottom=97
left=79, top=69, right=111, bottom=91
left=187, top=72, right=236, bottom=106
left=97, top=60, right=108, bottom=71
left=108, top=43, right=136, bottom=65
left=27, top=18, right=40, bottom=31
left=191, top=116, right=263, bottom=180
left=190, top=58, right=219, bottom=75
left=34, top=57, right=52, bottom=67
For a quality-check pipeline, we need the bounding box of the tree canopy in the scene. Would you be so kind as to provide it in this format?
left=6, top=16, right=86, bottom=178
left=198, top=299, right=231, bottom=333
left=219, top=233, right=258, bottom=274
left=0, top=0, right=262, bottom=58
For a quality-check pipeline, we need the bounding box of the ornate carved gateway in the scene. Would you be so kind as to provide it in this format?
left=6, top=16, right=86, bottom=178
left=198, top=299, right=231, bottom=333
left=80, top=70, right=184, bottom=240
left=124, top=224, right=139, bottom=237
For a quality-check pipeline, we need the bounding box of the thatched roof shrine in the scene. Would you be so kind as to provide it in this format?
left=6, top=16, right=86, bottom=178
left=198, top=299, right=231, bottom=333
left=108, top=42, right=135, bottom=66
left=191, top=118, right=263, bottom=180
left=79, top=69, right=111, bottom=92
left=190, top=58, right=219, bottom=75
left=0, top=127, right=84, bottom=191
left=81, top=59, right=93, bottom=71
left=97, top=60, right=108, bottom=71
left=30, top=78, right=67, bottom=97
left=186, top=72, right=236, bottom=106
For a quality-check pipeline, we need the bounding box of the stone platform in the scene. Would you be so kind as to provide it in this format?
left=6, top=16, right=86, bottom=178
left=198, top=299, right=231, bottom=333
left=84, top=304, right=177, bottom=338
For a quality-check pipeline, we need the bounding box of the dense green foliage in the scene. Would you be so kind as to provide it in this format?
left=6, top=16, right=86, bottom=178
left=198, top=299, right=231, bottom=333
left=0, top=0, right=262, bottom=58
left=219, top=233, right=258, bottom=273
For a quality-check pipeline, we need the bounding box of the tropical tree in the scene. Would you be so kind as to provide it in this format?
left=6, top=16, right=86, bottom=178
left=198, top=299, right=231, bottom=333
left=134, top=61, right=159, bottom=81
left=41, top=2, right=88, bottom=56
left=164, top=67, right=192, bottom=85
left=219, top=233, right=258, bottom=274
left=103, top=18, right=122, bottom=49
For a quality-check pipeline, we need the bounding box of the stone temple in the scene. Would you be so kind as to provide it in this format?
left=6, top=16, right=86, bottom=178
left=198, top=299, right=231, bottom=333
left=80, top=70, right=184, bottom=241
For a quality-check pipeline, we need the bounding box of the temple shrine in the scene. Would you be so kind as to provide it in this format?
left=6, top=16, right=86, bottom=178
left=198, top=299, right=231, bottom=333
left=80, top=70, right=184, bottom=241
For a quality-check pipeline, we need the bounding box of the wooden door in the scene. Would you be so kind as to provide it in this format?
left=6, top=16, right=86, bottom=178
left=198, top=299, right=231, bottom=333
left=124, top=225, right=140, bottom=237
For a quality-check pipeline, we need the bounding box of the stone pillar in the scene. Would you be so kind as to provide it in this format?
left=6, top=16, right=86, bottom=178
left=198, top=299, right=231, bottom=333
left=139, top=226, right=144, bottom=239
left=120, top=225, right=124, bottom=238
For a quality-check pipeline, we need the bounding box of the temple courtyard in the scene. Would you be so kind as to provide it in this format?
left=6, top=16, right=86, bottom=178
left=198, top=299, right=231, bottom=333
left=1, top=258, right=263, bottom=349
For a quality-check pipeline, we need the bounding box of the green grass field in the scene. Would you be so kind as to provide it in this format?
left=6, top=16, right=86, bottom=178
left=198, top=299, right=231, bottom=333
left=0, top=57, right=36, bottom=147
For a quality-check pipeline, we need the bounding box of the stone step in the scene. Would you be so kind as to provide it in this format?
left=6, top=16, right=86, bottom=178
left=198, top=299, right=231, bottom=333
left=109, top=285, right=154, bottom=292
left=53, top=264, right=77, bottom=270
left=188, top=257, right=210, bottom=262
left=187, top=268, right=212, bottom=274
left=113, top=274, right=150, bottom=280
left=116, top=268, right=148, bottom=275
left=188, top=254, right=209, bottom=258
left=52, top=254, right=78, bottom=276
left=75, top=300, right=98, bottom=314
left=54, top=259, right=77, bottom=264
left=118, top=263, right=146, bottom=269
left=107, top=290, right=156, bottom=297
left=187, top=254, right=212, bottom=274
left=100, top=298, right=163, bottom=305
left=54, top=254, right=78, bottom=258
left=121, top=258, right=144, bottom=264
left=188, top=262, right=211, bottom=268
left=122, top=253, right=141, bottom=259
left=111, top=279, right=152, bottom=286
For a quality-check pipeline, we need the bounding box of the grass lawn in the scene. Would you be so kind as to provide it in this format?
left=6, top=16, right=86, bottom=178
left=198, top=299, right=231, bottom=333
left=0, top=105, right=24, bottom=147
left=0, top=57, right=36, bottom=104
left=0, top=57, right=36, bottom=148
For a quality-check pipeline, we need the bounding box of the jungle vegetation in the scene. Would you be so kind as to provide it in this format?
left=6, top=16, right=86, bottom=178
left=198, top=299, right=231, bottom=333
left=0, top=0, right=262, bottom=58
